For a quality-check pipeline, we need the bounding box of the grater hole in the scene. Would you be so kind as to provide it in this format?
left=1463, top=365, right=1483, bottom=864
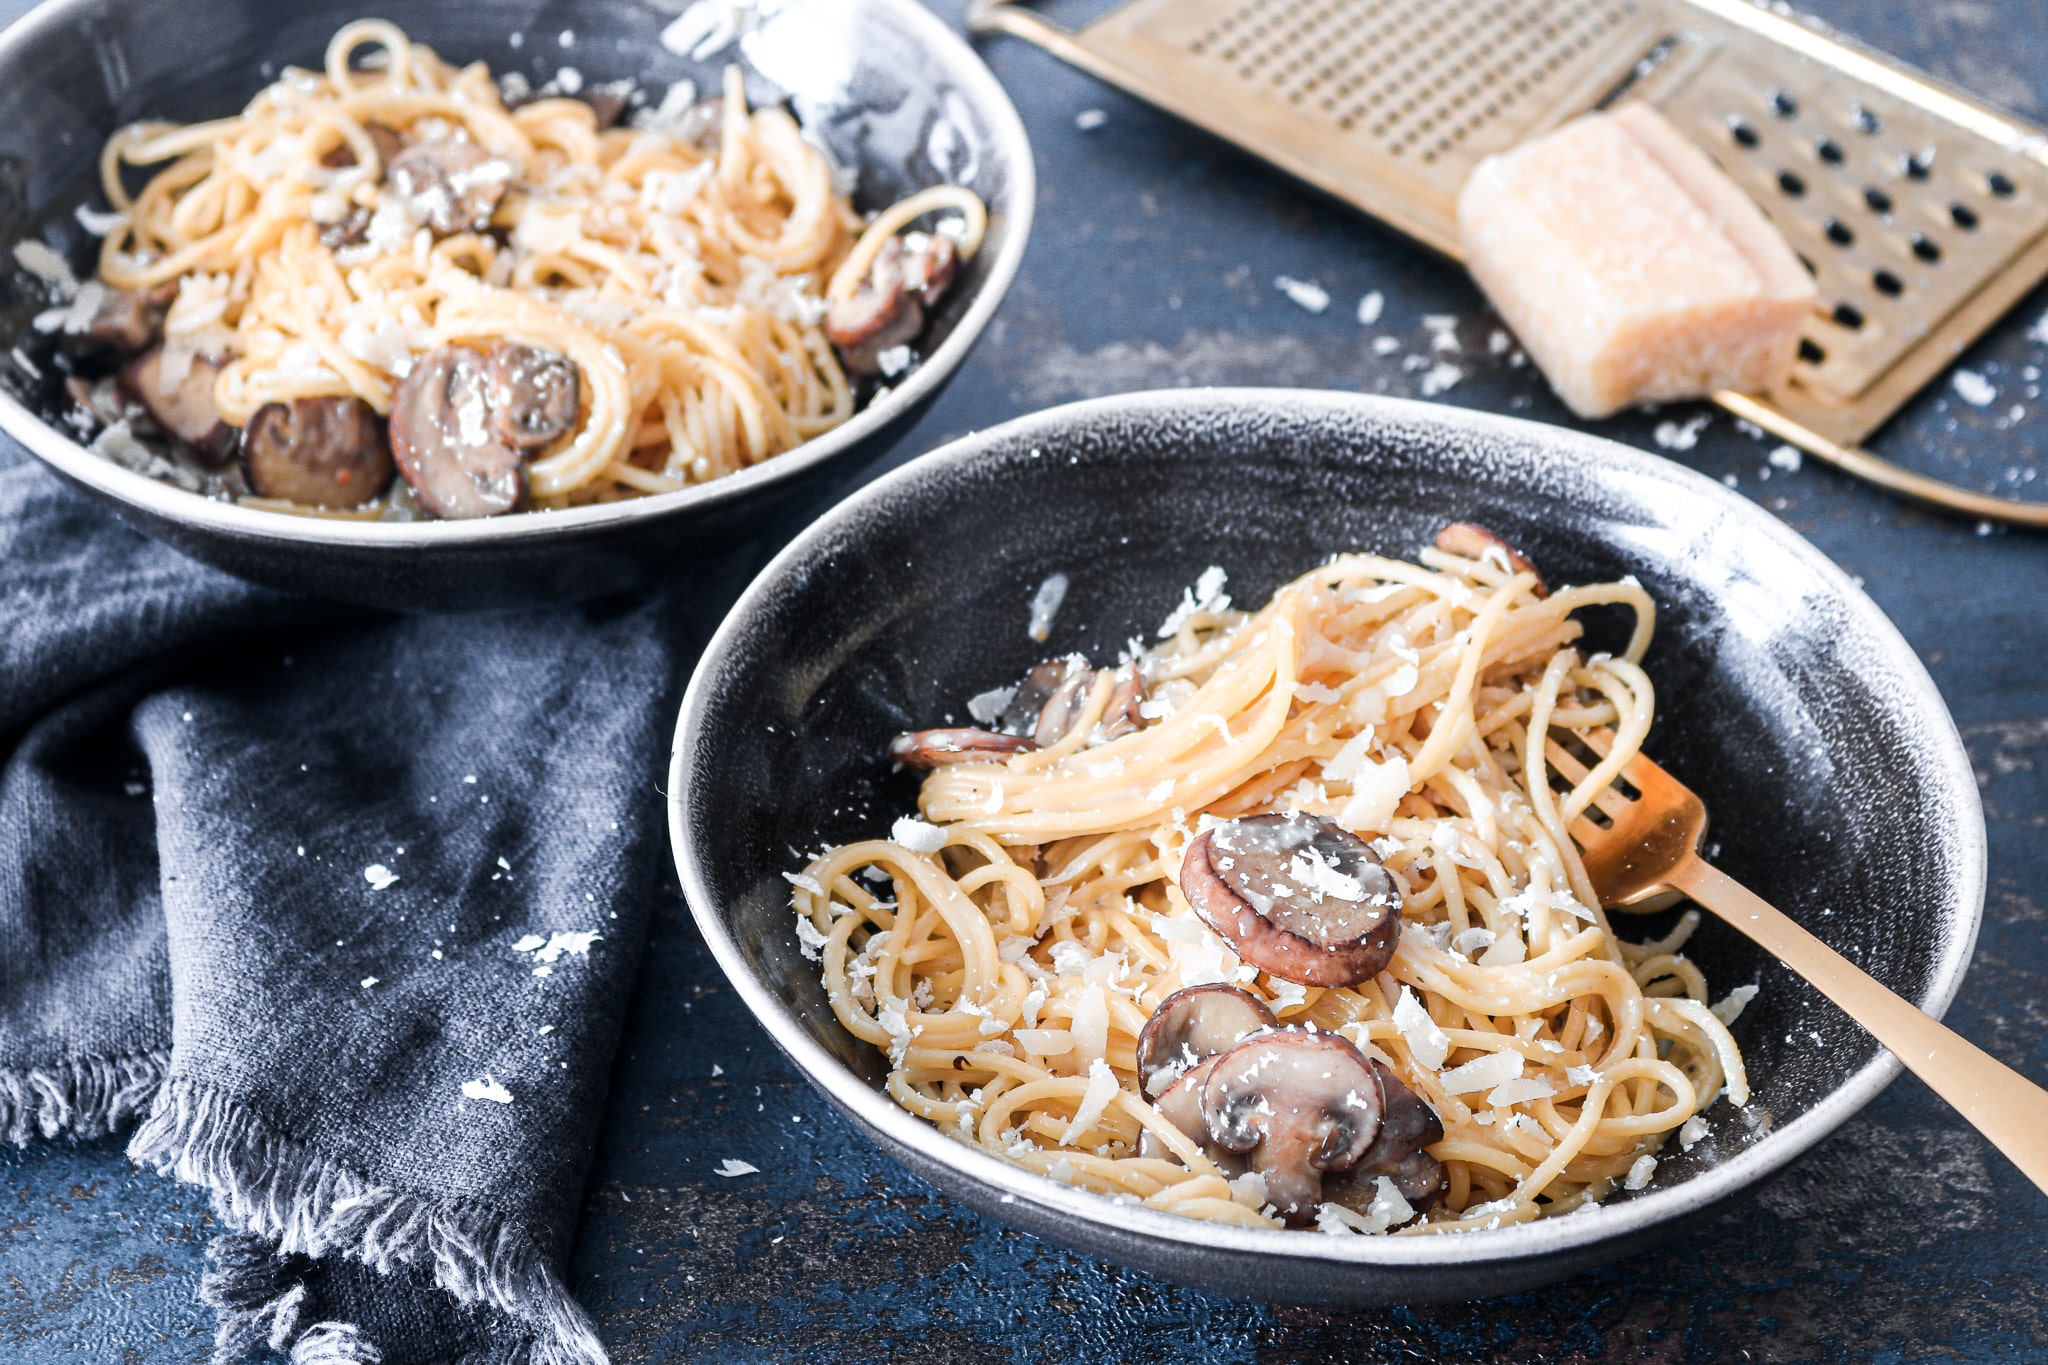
left=1911, top=232, right=1941, bottom=262
left=1815, top=136, right=1844, bottom=166
left=1951, top=202, right=1980, bottom=229
left=1851, top=104, right=1882, bottom=134
left=1872, top=269, right=1904, bottom=297
left=1988, top=171, right=2017, bottom=198
left=1865, top=187, right=1894, bottom=214
left=1831, top=303, right=1865, bottom=330
left=1729, top=116, right=1759, bottom=148
left=1777, top=170, right=1806, bottom=197
left=1902, top=149, right=1934, bottom=181
left=1769, top=89, right=1797, bottom=118
left=1823, top=217, right=1853, bottom=246
left=1798, top=338, right=1826, bottom=365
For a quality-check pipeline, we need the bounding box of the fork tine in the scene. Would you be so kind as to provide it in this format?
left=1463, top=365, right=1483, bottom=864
left=1577, top=725, right=1674, bottom=798
left=1566, top=814, right=1608, bottom=850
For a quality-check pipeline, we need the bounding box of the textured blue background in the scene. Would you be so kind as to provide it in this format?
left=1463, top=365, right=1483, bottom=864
left=6, top=0, right=2048, bottom=1359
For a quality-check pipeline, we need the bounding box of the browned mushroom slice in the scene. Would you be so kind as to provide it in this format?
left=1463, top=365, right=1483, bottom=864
left=826, top=237, right=924, bottom=375
left=998, top=658, right=1076, bottom=736
left=119, top=347, right=235, bottom=464
left=241, top=396, right=394, bottom=508
left=1323, top=1060, right=1447, bottom=1220
left=1434, top=522, right=1549, bottom=597
left=1136, top=1058, right=1246, bottom=1175
left=886, top=728, right=1038, bottom=769
left=77, top=283, right=175, bottom=355
left=579, top=88, right=630, bottom=130
left=386, top=138, right=510, bottom=236
left=1032, top=663, right=1096, bottom=748
left=1200, top=1028, right=1385, bottom=1225
left=1134, top=983, right=1278, bottom=1096
left=1180, top=813, right=1402, bottom=987
left=902, top=232, right=959, bottom=307
left=484, top=343, right=580, bottom=451
left=320, top=120, right=407, bottom=170
left=1096, top=665, right=1147, bottom=742
left=388, top=346, right=525, bottom=518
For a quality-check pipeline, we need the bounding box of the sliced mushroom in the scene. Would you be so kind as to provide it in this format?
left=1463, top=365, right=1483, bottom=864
left=75, top=282, right=176, bottom=355
left=241, top=396, right=394, bottom=508
left=901, top=231, right=959, bottom=307
left=1435, top=522, right=1548, bottom=597
left=998, top=658, right=1078, bottom=736
left=1200, top=1028, right=1385, bottom=1225
left=320, top=120, right=407, bottom=170
left=826, top=237, right=924, bottom=376
left=385, top=138, right=510, bottom=237
left=1095, top=665, right=1147, bottom=743
left=887, top=728, right=1038, bottom=769
left=1136, top=1059, right=1245, bottom=1175
left=1134, top=983, right=1278, bottom=1097
left=320, top=206, right=373, bottom=250
left=387, top=345, right=525, bottom=518
left=119, top=346, right=235, bottom=464
left=484, top=343, right=580, bottom=451
left=1322, top=1060, right=1447, bottom=1220
left=580, top=88, right=630, bottom=130
left=1180, top=813, right=1402, bottom=987
left=1033, top=664, right=1096, bottom=748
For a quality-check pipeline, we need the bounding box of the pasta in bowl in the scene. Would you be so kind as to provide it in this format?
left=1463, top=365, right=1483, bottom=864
left=0, top=0, right=1030, bottom=605
left=670, top=389, right=1982, bottom=1302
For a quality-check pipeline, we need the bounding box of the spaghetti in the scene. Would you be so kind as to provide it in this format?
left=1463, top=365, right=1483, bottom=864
left=68, top=20, right=984, bottom=516
left=789, top=531, right=1751, bottom=1234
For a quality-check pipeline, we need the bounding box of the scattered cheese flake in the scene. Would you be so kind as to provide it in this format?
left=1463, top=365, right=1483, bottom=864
left=966, top=684, right=1016, bottom=725
left=712, top=1157, right=759, bottom=1177
left=1275, top=276, right=1330, bottom=313
left=511, top=934, right=548, bottom=953
left=1158, top=565, right=1231, bottom=637
left=1623, top=1154, right=1658, bottom=1190
left=890, top=816, right=949, bottom=853
left=1027, top=572, right=1070, bottom=642
left=1356, top=291, right=1384, bottom=325
left=1486, top=1075, right=1556, bottom=1106
left=1392, top=987, right=1451, bottom=1070
left=359, top=976, right=378, bottom=989
left=461, top=1077, right=513, bottom=1104
left=1060, top=1058, right=1120, bottom=1145
left=1419, top=362, right=1462, bottom=397
left=659, top=0, right=758, bottom=60
left=1337, top=754, right=1409, bottom=833
left=1952, top=368, right=1997, bottom=407
left=781, top=870, right=825, bottom=896
left=1679, top=1115, right=1709, bottom=1150
left=1711, top=983, right=1759, bottom=1026
left=1567, top=1064, right=1599, bottom=1086
left=1767, top=443, right=1802, bottom=472
left=363, top=864, right=399, bottom=891
left=1653, top=414, right=1710, bottom=451
left=1438, top=1049, right=1523, bottom=1094
left=1074, top=109, right=1107, bottom=131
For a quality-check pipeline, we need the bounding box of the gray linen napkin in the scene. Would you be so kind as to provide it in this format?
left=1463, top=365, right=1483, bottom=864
left=0, top=460, right=688, bottom=1363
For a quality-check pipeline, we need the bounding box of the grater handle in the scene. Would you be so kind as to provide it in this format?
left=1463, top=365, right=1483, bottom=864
left=1714, top=393, right=2048, bottom=529
left=965, top=0, right=1076, bottom=43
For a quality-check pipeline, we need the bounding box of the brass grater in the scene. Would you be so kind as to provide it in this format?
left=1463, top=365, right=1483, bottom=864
left=968, top=0, right=2048, bottom=524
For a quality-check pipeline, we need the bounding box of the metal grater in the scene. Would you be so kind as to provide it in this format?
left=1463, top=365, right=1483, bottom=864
left=969, top=0, right=2048, bottom=524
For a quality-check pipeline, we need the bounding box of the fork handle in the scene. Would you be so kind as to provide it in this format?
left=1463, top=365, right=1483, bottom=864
left=1669, top=856, right=2048, bottom=1197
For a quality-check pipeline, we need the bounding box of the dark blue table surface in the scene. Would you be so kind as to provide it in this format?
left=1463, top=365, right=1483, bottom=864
left=7, top=0, right=2048, bottom=1360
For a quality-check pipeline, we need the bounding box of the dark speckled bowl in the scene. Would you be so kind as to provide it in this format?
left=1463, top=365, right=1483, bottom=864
left=668, top=389, right=1984, bottom=1303
left=0, top=0, right=1030, bottom=610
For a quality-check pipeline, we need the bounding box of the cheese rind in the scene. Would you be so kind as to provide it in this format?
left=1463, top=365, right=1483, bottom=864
left=1457, top=102, right=1817, bottom=419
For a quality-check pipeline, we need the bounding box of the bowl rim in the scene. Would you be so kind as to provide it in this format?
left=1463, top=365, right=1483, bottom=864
left=0, top=0, right=1035, bottom=547
left=668, top=387, right=1987, bottom=1271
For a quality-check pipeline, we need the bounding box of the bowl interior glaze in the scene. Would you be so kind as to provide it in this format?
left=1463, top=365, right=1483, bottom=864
left=671, top=389, right=1984, bottom=1302
left=0, top=0, right=1030, bottom=603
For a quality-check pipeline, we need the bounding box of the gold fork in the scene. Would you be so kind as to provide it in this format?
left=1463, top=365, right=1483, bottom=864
left=1547, top=730, right=2048, bottom=1197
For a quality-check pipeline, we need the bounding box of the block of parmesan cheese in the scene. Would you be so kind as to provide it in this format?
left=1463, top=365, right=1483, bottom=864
left=1457, top=102, right=1816, bottom=420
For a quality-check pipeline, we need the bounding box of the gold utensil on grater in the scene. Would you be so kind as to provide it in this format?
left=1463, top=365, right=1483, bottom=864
left=970, top=0, right=2048, bottom=526
left=1547, top=727, right=2048, bottom=1197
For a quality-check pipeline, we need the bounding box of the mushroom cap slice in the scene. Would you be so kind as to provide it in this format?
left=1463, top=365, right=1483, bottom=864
left=388, top=346, right=526, bottom=519
left=385, top=138, right=509, bottom=236
left=887, top=728, right=1038, bottom=770
left=1200, top=1028, right=1385, bottom=1225
left=827, top=237, right=925, bottom=375
left=1094, top=665, right=1147, bottom=743
left=1180, top=813, right=1402, bottom=987
left=1136, top=1058, right=1246, bottom=1175
left=1322, top=1060, right=1448, bottom=1220
left=1434, top=522, right=1548, bottom=597
left=242, top=397, right=394, bottom=508
left=1134, top=983, right=1278, bottom=1096
left=119, top=346, right=235, bottom=465
left=484, top=343, right=580, bottom=451
left=902, top=232, right=959, bottom=306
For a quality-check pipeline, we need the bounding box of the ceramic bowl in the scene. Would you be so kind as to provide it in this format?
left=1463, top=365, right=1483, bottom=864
left=0, top=0, right=1032, bottom=609
left=668, top=388, right=1984, bottom=1302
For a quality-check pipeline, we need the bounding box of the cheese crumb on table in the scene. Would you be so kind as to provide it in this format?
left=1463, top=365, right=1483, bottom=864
left=1457, top=102, right=1815, bottom=419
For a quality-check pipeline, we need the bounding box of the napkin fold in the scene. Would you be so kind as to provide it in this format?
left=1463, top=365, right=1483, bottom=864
left=0, top=461, right=689, bottom=1363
